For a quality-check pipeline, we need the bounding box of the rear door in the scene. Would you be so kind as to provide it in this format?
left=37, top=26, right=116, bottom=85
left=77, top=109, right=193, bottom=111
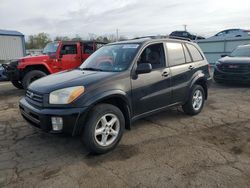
left=60, top=43, right=82, bottom=70
left=131, top=43, right=171, bottom=116
left=166, top=42, right=194, bottom=103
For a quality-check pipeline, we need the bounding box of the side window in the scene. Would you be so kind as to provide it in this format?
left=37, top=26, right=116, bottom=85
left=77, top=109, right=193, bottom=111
left=61, top=44, right=77, bottom=55
left=138, top=43, right=165, bottom=69
left=166, top=42, right=185, bottom=66
left=186, top=44, right=203, bottom=62
left=182, top=44, right=192, bottom=63
left=83, top=43, right=94, bottom=54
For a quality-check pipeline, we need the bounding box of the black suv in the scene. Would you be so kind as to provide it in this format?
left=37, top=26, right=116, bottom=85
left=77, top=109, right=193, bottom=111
left=19, top=38, right=211, bottom=154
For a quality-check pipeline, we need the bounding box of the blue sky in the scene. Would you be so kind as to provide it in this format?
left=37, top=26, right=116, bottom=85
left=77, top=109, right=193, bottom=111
left=0, top=0, right=250, bottom=38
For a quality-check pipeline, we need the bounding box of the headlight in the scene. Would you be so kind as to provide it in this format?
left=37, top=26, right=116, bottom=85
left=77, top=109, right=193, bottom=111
left=49, top=86, right=85, bottom=104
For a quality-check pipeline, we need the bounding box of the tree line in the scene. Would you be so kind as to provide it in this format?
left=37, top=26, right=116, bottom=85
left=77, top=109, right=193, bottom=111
left=25, top=33, right=128, bottom=49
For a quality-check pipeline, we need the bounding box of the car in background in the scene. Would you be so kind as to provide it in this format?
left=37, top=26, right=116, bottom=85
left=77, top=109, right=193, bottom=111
left=3, top=40, right=106, bottom=89
left=214, top=44, right=250, bottom=83
left=209, top=29, right=250, bottom=40
left=170, top=31, right=205, bottom=40
left=0, top=64, right=8, bottom=81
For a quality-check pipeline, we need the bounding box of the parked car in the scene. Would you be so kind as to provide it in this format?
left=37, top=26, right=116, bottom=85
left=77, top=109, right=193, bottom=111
left=0, top=64, right=8, bottom=81
left=209, top=29, right=250, bottom=40
left=3, top=40, right=106, bottom=89
left=19, top=38, right=212, bottom=154
left=214, top=44, right=250, bottom=83
left=170, top=31, right=205, bottom=40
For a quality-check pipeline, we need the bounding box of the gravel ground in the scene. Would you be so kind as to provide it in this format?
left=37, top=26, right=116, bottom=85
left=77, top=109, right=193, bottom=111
left=0, top=81, right=250, bottom=188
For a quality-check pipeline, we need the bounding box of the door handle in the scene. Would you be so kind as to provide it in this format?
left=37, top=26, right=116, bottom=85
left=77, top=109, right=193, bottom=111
left=162, top=71, right=169, bottom=77
left=189, top=65, right=194, bottom=70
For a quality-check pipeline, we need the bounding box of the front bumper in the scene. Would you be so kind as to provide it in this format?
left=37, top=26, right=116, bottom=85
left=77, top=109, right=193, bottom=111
left=19, top=97, right=88, bottom=135
left=2, top=61, right=20, bottom=81
left=214, top=67, right=250, bottom=83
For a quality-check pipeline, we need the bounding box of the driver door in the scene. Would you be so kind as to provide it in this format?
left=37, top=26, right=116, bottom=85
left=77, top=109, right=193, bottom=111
left=60, top=44, right=81, bottom=70
left=131, top=43, right=172, bottom=116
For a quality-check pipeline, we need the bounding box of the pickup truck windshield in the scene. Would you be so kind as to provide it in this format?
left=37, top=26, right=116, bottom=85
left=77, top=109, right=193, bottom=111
left=80, top=44, right=140, bottom=72
left=43, top=42, right=59, bottom=54
left=231, top=46, right=250, bottom=57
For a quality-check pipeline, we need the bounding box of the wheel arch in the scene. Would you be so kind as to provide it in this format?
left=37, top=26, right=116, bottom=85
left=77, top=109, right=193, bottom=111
left=74, top=92, right=132, bottom=136
left=22, top=64, right=51, bottom=75
left=190, top=75, right=208, bottom=100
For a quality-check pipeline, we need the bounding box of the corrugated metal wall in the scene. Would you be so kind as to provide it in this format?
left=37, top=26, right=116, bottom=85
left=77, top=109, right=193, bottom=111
left=197, top=37, right=250, bottom=65
left=0, top=35, right=24, bottom=60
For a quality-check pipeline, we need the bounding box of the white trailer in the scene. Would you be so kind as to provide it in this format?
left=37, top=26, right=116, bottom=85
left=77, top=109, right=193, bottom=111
left=0, top=29, right=25, bottom=61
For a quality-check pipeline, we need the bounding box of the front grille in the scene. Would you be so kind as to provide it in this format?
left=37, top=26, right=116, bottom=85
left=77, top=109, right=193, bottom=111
left=26, top=90, right=43, bottom=106
left=219, top=64, right=250, bottom=73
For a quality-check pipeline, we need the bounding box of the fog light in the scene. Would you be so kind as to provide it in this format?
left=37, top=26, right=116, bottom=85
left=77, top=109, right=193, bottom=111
left=51, top=117, right=63, bottom=131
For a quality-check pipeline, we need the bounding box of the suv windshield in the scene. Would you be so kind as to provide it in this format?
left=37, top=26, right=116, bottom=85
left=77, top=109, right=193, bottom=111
left=43, top=42, right=59, bottom=54
left=80, top=44, right=140, bottom=72
left=230, top=46, right=250, bottom=57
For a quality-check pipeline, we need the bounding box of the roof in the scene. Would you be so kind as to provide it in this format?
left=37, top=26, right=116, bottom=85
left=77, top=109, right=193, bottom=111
left=0, top=29, right=24, bottom=36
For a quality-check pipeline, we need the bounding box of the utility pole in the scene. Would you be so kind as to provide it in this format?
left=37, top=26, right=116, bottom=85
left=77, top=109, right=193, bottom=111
left=116, top=29, right=119, bottom=42
left=183, top=24, right=187, bottom=31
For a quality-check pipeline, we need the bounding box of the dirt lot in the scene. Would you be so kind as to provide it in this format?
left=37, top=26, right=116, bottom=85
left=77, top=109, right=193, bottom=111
left=0, top=81, right=250, bottom=188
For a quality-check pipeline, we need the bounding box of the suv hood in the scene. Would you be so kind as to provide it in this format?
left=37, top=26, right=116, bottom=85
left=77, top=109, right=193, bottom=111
left=219, top=56, right=250, bottom=64
left=28, top=69, right=116, bottom=93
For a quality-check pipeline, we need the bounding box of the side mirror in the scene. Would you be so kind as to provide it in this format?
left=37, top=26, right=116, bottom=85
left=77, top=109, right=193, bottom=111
left=221, top=54, right=227, bottom=58
left=136, top=63, right=152, bottom=74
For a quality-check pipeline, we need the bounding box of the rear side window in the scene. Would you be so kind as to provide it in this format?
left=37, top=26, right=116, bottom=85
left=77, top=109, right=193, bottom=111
left=182, top=44, right=192, bottom=63
left=166, top=42, right=185, bottom=66
left=186, top=44, right=203, bottom=61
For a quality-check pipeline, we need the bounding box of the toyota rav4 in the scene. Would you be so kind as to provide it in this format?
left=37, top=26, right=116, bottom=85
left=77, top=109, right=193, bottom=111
left=19, top=38, right=211, bottom=154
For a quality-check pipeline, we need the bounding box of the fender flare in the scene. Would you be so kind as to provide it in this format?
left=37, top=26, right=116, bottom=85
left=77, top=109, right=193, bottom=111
left=73, top=90, right=132, bottom=136
left=20, top=63, right=53, bottom=74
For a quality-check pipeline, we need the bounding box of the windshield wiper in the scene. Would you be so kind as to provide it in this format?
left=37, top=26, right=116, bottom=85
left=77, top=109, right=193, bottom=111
left=80, top=67, right=104, bottom=71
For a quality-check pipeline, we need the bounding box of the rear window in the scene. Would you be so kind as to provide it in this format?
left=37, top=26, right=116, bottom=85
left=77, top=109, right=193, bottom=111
left=166, top=42, right=185, bottom=66
left=186, top=44, right=203, bottom=61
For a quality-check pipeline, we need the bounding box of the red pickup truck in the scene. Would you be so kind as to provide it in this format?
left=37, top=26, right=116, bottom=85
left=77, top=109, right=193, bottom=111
left=3, top=40, right=106, bottom=89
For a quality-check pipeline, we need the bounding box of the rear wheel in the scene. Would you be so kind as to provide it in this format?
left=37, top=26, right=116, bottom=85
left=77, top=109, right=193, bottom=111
left=11, top=80, right=23, bottom=89
left=182, top=85, right=205, bottom=115
left=82, top=104, right=125, bottom=154
left=22, top=70, right=47, bottom=89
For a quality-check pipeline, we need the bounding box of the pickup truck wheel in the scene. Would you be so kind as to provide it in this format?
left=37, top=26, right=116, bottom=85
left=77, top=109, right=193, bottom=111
left=11, top=80, right=23, bottom=89
left=22, top=70, right=47, bottom=90
left=182, top=85, right=205, bottom=116
left=82, top=104, right=125, bottom=154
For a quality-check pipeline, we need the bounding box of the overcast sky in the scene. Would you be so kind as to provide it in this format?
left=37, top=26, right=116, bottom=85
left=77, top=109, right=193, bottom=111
left=0, top=0, right=250, bottom=39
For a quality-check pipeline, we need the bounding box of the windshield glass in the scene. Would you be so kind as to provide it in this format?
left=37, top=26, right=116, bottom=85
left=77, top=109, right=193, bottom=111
left=230, top=46, right=250, bottom=57
left=80, top=44, right=140, bottom=72
left=43, top=42, right=59, bottom=54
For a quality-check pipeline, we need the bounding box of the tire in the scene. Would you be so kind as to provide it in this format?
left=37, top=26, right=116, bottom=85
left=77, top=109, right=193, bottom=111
left=182, top=85, right=205, bottom=116
left=82, top=104, right=125, bottom=154
left=11, top=80, right=23, bottom=89
left=22, top=70, right=47, bottom=90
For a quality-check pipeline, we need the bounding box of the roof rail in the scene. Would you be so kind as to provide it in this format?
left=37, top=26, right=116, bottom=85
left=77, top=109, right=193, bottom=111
left=132, top=35, right=166, bottom=40
left=132, top=35, right=192, bottom=42
left=168, top=36, right=192, bottom=42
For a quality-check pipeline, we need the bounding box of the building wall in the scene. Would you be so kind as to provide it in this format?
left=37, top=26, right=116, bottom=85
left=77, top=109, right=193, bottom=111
left=0, top=35, right=24, bottom=60
left=197, top=37, right=250, bottom=65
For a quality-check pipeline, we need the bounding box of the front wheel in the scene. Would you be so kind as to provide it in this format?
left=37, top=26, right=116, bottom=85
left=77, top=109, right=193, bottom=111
left=82, top=104, right=125, bottom=154
left=182, top=85, right=205, bottom=115
left=22, top=70, right=47, bottom=90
